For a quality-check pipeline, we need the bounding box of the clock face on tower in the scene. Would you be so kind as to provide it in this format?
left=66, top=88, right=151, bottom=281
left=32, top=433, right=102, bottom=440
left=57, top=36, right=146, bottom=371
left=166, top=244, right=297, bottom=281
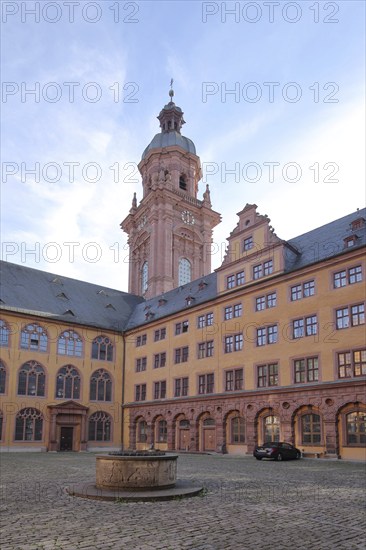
left=181, top=210, right=195, bottom=225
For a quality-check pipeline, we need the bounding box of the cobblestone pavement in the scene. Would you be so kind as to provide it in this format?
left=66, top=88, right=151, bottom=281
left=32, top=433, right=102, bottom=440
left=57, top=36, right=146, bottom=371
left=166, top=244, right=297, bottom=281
left=0, top=452, right=365, bottom=550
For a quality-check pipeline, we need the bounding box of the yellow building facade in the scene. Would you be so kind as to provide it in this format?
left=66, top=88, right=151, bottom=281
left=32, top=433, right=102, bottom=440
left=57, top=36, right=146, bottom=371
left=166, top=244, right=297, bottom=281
left=123, top=205, right=366, bottom=461
left=1, top=93, right=365, bottom=459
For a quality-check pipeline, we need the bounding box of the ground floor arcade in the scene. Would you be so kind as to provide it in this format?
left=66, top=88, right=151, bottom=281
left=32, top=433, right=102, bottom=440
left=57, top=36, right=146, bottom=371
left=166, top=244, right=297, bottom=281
left=126, top=381, right=366, bottom=461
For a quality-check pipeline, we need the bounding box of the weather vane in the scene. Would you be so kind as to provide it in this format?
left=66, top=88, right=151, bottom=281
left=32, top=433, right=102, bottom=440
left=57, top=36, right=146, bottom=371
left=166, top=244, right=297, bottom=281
left=169, top=78, right=174, bottom=100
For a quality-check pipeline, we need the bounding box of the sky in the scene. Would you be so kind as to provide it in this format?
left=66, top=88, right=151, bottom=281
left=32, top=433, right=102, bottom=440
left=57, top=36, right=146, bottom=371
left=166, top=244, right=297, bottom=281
left=1, top=0, right=365, bottom=292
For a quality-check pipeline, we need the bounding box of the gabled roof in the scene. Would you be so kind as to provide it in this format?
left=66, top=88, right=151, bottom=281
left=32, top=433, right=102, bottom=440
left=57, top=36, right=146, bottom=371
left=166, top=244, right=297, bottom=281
left=0, top=261, right=144, bottom=331
left=285, top=208, right=366, bottom=272
left=125, top=272, right=218, bottom=330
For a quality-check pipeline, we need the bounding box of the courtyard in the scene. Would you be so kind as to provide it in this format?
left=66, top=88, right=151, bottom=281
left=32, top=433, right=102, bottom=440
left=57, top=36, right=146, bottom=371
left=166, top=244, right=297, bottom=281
left=0, top=452, right=365, bottom=550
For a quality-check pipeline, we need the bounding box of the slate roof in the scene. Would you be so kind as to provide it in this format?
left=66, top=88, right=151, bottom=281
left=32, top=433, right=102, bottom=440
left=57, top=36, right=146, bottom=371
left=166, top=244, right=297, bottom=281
left=285, top=208, right=366, bottom=272
left=125, top=272, right=218, bottom=330
left=1, top=209, right=364, bottom=332
left=0, top=261, right=144, bottom=332
left=141, top=131, right=196, bottom=160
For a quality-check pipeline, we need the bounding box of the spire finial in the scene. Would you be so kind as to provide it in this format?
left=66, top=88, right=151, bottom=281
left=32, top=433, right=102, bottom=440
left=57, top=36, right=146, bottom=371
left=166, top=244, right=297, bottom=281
left=169, top=78, right=174, bottom=101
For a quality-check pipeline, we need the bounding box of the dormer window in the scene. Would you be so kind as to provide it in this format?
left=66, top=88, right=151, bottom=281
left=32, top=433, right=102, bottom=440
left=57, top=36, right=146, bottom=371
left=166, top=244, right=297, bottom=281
left=179, top=175, right=187, bottom=191
left=186, top=296, right=195, bottom=306
left=344, top=236, right=357, bottom=248
left=351, top=217, right=365, bottom=231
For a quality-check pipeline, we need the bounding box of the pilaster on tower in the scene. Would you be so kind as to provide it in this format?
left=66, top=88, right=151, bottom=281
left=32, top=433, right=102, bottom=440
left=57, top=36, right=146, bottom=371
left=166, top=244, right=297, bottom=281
left=121, top=86, right=221, bottom=299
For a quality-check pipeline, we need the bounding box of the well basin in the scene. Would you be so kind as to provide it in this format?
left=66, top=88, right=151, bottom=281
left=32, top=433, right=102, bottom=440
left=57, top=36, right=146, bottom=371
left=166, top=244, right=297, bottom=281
left=96, top=453, right=178, bottom=491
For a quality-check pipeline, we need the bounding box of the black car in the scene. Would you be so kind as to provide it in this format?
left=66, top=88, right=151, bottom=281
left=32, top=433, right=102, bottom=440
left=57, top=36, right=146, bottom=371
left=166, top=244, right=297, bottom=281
left=253, top=442, right=301, bottom=461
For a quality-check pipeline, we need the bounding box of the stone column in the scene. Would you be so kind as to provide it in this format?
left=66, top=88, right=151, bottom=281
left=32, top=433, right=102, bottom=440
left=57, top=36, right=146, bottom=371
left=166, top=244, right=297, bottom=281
left=49, top=410, right=57, bottom=451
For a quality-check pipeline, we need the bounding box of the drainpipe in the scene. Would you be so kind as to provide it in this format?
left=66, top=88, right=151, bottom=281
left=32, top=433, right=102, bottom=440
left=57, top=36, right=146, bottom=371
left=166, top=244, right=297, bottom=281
left=121, top=332, right=126, bottom=450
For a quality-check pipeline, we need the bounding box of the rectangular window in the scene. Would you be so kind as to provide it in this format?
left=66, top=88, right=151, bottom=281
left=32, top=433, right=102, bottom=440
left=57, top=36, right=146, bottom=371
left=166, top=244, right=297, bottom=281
left=337, top=350, right=366, bottom=378
left=336, top=308, right=350, bottom=330
left=236, top=271, right=245, bottom=285
left=293, top=316, right=317, bottom=338
left=305, top=315, right=318, bottom=336
left=175, top=320, right=189, bottom=335
left=257, top=363, right=278, bottom=388
left=334, top=266, right=362, bottom=288
left=257, top=325, right=278, bottom=345
left=227, top=275, right=235, bottom=289
left=225, top=368, right=244, bottom=391
left=351, top=304, right=365, bottom=326
left=197, top=315, right=205, bottom=329
left=234, top=303, right=242, bottom=317
left=294, top=357, right=319, bottom=383
left=256, top=296, right=265, bottom=311
left=224, top=335, right=233, bottom=353
left=303, top=280, right=315, bottom=297
left=268, top=325, right=278, bottom=344
left=197, top=312, right=214, bottom=328
left=175, top=346, right=189, bottom=364
left=174, top=377, right=189, bottom=397
left=243, top=236, right=253, bottom=251
left=154, top=328, right=166, bottom=341
left=135, top=384, right=146, bottom=401
left=257, top=327, right=266, bottom=346
left=253, top=264, right=263, bottom=280
left=225, top=334, right=242, bottom=353
left=224, top=306, right=233, bottom=320
left=199, top=373, right=214, bottom=394
left=198, top=340, right=214, bottom=358
left=154, top=352, right=166, bottom=369
left=349, top=266, right=362, bottom=284
left=267, top=292, right=277, bottom=308
left=263, top=260, right=273, bottom=276
left=136, top=334, right=147, bottom=347
left=334, top=270, right=346, bottom=288
left=291, top=284, right=302, bottom=301
left=136, top=357, right=147, bottom=372
left=234, top=333, right=243, bottom=351
left=154, top=381, right=166, bottom=400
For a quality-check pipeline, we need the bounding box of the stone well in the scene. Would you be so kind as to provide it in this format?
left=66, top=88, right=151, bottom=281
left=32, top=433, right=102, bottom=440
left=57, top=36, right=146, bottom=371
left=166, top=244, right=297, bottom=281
left=96, top=451, right=178, bottom=491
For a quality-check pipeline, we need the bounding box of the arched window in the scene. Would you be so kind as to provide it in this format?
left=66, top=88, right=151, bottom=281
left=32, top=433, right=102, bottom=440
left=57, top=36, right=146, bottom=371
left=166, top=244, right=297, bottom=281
left=0, top=361, right=6, bottom=394
left=55, top=365, right=81, bottom=399
left=179, top=419, right=190, bottom=428
left=20, top=323, right=48, bottom=352
left=157, top=419, right=167, bottom=443
left=0, top=320, right=10, bottom=347
left=18, top=361, right=45, bottom=397
left=203, top=417, right=215, bottom=427
left=231, top=416, right=245, bottom=444
left=90, top=369, right=112, bottom=401
left=179, top=174, right=187, bottom=190
left=15, top=408, right=43, bottom=441
left=346, top=412, right=366, bottom=445
left=91, top=336, right=113, bottom=361
left=141, top=261, right=148, bottom=294
left=178, top=258, right=191, bottom=286
left=264, top=415, right=280, bottom=442
left=88, top=411, right=112, bottom=441
left=301, top=413, right=321, bottom=444
left=138, top=420, right=147, bottom=443
left=57, top=330, right=82, bottom=357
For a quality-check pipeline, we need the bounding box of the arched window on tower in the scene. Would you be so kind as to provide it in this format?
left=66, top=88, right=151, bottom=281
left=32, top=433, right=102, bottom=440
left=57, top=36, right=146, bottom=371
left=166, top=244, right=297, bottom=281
left=141, top=262, right=148, bottom=294
left=179, top=174, right=187, bottom=191
left=178, top=258, right=191, bottom=286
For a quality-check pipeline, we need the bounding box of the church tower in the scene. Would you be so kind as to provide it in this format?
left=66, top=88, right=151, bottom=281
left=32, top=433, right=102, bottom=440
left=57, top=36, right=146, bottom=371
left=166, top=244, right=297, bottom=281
left=121, top=85, right=221, bottom=299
